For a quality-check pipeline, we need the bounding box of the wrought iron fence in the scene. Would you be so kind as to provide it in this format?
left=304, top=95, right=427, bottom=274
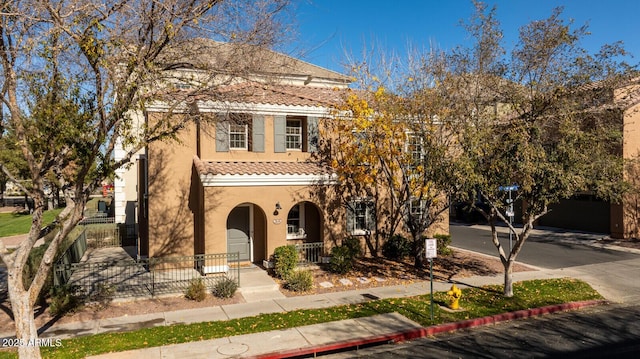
left=295, top=242, right=324, bottom=264
left=79, top=216, right=115, bottom=225
left=54, top=230, right=89, bottom=284
left=118, top=223, right=137, bottom=246
left=53, top=252, right=240, bottom=298
left=84, top=225, right=121, bottom=248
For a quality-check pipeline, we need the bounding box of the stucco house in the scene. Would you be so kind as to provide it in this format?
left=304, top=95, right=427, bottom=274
left=532, top=78, right=640, bottom=238
left=113, top=40, right=447, bottom=266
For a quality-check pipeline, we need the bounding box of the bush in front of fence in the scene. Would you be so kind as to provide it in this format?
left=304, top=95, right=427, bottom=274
left=285, top=269, right=313, bottom=292
left=185, top=278, right=207, bottom=302
left=212, top=277, right=238, bottom=299
left=49, top=285, right=83, bottom=316
left=273, top=245, right=298, bottom=279
left=88, top=283, right=115, bottom=309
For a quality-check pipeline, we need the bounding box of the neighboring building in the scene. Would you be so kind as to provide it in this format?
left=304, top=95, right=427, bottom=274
left=513, top=78, right=640, bottom=238
left=114, top=40, right=449, bottom=264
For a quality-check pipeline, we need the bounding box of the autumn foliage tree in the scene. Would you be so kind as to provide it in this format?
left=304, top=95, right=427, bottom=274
left=325, top=57, right=462, bottom=264
left=0, top=1, right=291, bottom=357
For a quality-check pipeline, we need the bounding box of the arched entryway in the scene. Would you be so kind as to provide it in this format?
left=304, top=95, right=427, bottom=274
left=286, top=201, right=322, bottom=242
left=226, top=203, right=266, bottom=262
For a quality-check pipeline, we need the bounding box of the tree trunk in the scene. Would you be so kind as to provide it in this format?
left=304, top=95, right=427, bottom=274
left=503, top=260, right=514, bottom=297
left=364, top=234, right=378, bottom=257
left=8, top=276, right=42, bottom=359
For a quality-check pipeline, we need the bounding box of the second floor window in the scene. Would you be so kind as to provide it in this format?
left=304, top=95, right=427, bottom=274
left=229, top=123, right=248, bottom=150
left=286, top=119, right=302, bottom=150
left=406, top=133, right=424, bottom=165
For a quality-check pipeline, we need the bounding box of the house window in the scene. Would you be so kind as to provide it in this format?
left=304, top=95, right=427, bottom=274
left=409, top=198, right=426, bottom=218
left=348, top=199, right=375, bottom=235
left=287, top=204, right=306, bottom=239
left=406, top=133, right=424, bottom=165
left=286, top=119, right=302, bottom=150
left=229, top=123, right=248, bottom=150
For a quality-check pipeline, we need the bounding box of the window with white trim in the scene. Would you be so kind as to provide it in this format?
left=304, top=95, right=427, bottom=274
left=406, top=132, right=424, bottom=165
left=286, top=119, right=302, bottom=150
left=229, top=123, right=248, bottom=150
left=347, top=199, right=375, bottom=235
left=409, top=198, right=426, bottom=218
left=287, top=204, right=306, bottom=239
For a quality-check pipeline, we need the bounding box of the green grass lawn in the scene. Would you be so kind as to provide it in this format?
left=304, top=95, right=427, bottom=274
left=0, top=208, right=63, bottom=238
left=0, top=278, right=604, bottom=359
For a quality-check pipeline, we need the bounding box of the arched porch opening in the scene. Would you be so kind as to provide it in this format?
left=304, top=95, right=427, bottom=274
left=226, top=203, right=267, bottom=263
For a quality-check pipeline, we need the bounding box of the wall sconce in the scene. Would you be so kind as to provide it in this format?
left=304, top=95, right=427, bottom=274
left=274, top=202, right=282, bottom=216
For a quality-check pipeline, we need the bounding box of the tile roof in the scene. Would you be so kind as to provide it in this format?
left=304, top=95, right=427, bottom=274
left=197, top=82, right=347, bottom=108
left=193, top=156, right=334, bottom=177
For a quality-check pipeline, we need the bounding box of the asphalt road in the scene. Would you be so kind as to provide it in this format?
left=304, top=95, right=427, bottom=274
left=449, top=223, right=640, bottom=269
left=324, top=304, right=640, bottom=358
left=325, top=224, right=640, bottom=358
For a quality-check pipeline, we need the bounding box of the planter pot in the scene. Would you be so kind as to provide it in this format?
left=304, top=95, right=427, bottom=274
left=321, top=256, right=332, bottom=264
left=263, top=260, right=275, bottom=269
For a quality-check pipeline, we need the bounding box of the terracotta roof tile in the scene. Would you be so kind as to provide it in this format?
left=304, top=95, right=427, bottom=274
left=196, top=82, right=347, bottom=108
left=193, top=156, right=333, bottom=176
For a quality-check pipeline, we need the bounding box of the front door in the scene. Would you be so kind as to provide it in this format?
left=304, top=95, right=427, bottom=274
left=227, top=206, right=251, bottom=261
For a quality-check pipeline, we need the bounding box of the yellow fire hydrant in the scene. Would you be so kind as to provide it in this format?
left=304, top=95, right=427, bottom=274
left=446, top=284, right=462, bottom=310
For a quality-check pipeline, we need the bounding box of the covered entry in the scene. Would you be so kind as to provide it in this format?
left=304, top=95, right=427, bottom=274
left=227, top=206, right=251, bottom=261
left=226, top=203, right=267, bottom=263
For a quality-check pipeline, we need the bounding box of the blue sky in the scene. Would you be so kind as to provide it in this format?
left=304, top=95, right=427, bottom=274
left=291, top=0, right=640, bottom=74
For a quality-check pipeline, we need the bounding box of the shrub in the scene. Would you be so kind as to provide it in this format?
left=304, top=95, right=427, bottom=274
left=88, top=283, right=115, bottom=309
left=328, top=245, right=353, bottom=274
left=342, top=236, right=363, bottom=258
left=213, top=277, right=238, bottom=299
left=285, top=270, right=313, bottom=292
left=185, top=278, right=207, bottom=302
left=433, top=233, right=453, bottom=256
left=382, top=235, right=411, bottom=260
left=273, top=245, right=299, bottom=279
left=49, top=285, right=83, bottom=316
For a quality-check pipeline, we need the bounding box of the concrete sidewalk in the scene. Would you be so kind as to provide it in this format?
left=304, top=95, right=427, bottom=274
left=86, top=312, right=427, bottom=359
left=0, top=268, right=568, bottom=359
left=27, top=269, right=562, bottom=342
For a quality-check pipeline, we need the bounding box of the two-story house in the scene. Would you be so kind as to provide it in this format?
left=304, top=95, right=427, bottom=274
left=114, top=40, right=355, bottom=266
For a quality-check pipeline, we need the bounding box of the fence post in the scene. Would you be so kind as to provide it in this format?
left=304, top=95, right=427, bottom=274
left=236, top=252, right=240, bottom=287
left=151, top=258, right=155, bottom=298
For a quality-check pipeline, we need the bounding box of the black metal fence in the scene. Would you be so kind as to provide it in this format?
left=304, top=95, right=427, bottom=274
left=54, top=225, right=121, bottom=276
left=54, top=249, right=240, bottom=298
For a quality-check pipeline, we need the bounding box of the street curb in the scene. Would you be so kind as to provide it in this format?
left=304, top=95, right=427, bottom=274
left=248, top=299, right=607, bottom=359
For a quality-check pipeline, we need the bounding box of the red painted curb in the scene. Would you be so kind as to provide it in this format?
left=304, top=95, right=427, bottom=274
left=247, top=300, right=607, bottom=359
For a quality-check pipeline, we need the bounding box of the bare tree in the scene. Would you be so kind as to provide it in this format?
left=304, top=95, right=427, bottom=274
left=0, top=1, right=291, bottom=357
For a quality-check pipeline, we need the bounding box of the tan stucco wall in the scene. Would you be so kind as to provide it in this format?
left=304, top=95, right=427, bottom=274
left=617, top=96, right=640, bottom=238
left=147, top=115, right=199, bottom=257
left=202, top=185, right=341, bottom=260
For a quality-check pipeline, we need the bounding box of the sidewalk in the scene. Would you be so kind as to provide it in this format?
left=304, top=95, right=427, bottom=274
left=2, top=268, right=573, bottom=358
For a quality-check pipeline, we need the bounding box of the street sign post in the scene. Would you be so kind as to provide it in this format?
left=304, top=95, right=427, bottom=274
left=425, top=238, right=437, bottom=321
left=499, top=184, right=519, bottom=253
